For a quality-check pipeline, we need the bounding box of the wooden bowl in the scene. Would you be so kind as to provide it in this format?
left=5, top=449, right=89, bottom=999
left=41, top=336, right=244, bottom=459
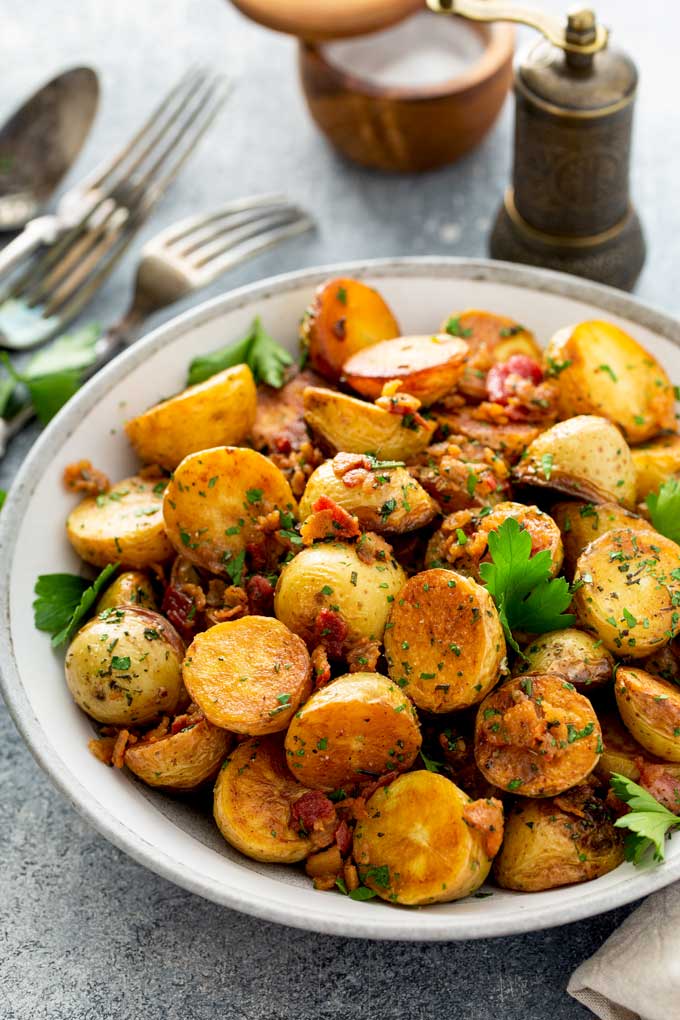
left=299, top=20, right=515, bottom=173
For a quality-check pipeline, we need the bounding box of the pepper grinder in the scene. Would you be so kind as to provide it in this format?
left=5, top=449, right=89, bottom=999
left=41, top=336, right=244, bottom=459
left=428, top=0, right=645, bottom=290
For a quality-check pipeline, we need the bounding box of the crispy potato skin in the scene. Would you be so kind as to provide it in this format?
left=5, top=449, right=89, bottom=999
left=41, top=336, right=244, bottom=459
left=162, top=447, right=297, bottom=574
left=299, top=458, right=437, bottom=534
left=615, top=667, right=680, bottom=761
left=573, top=528, right=680, bottom=658
left=342, top=334, right=468, bottom=405
left=214, top=735, right=334, bottom=863
left=301, top=277, right=400, bottom=382
left=353, top=771, right=499, bottom=905
left=515, top=629, right=614, bottom=692
left=96, top=571, right=157, bottom=612
left=125, top=717, right=232, bottom=790
left=66, top=475, right=173, bottom=569
left=125, top=365, right=257, bottom=470
left=546, top=321, right=676, bottom=444
left=274, top=541, right=405, bottom=645
left=284, top=672, right=421, bottom=790
left=65, top=607, right=184, bottom=725
left=552, top=500, right=649, bottom=576
left=494, top=793, right=623, bottom=892
left=303, top=386, right=436, bottom=460
left=475, top=675, right=602, bottom=797
left=631, top=433, right=680, bottom=501
left=183, top=617, right=312, bottom=735
left=384, top=568, right=506, bottom=713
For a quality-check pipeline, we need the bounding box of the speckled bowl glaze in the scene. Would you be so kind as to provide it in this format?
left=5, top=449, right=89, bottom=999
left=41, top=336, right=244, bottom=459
left=2, top=258, right=679, bottom=941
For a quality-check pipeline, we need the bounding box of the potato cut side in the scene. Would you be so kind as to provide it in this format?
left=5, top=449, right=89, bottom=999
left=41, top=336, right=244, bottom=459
left=284, top=671, right=421, bottom=790
left=475, top=674, right=602, bottom=797
left=125, top=364, right=257, bottom=471
left=124, top=716, right=232, bottom=790
left=183, top=617, right=311, bottom=735
left=632, top=433, right=680, bottom=501
left=551, top=500, right=649, bottom=576
left=342, top=334, right=468, bottom=405
left=615, top=667, right=680, bottom=762
left=440, top=309, right=541, bottom=400
left=546, top=320, right=676, bottom=444
left=573, top=528, right=680, bottom=658
left=300, top=277, right=400, bottom=382
left=66, top=474, right=173, bottom=568
left=384, top=568, right=506, bottom=713
left=515, top=628, right=614, bottom=692
left=162, top=446, right=297, bottom=574
left=303, top=386, right=435, bottom=461
left=353, top=771, right=499, bottom=905
left=214, top=735, right=335, bottom=863
left=593, top=710, right=680, bottom=782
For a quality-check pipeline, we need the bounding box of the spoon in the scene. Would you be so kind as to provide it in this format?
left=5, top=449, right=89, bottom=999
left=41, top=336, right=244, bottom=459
left=0, top=66, right=99, bottom=231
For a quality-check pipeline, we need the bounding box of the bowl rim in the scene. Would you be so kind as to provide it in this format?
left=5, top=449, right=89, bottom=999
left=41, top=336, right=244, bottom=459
left=3, top=255, right=680, bottom=941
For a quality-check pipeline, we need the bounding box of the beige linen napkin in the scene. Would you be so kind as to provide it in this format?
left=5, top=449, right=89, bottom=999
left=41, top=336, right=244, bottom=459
left=567, top=883, right=680, bottom=1020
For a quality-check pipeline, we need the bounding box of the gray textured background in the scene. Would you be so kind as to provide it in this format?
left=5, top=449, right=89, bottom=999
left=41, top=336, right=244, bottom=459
left=1, top=1, right=677, bottom=1017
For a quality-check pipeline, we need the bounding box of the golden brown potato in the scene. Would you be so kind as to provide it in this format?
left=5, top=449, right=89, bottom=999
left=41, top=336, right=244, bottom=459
left=545, top=320, right=676, bottom=444
left=300, top=277, right=400, bottom=382
left=632, top=433, right=680, bottom=501
left=183, top=617, right=312, bottom=735
left=163, top=447, right=297, bottom=574
left=65, top=607, right=184, bottom=725
left=353, top=771, right=502, bottom=905
left=475, top=674, right=602, bottom=796
left=124, top=715, right=232, bottom=790
left=284, top=672, right=421, bottom=790
left=250, top=368, right=325, bottom=454
left=441, top=309, right=541, bottom=400
left=573, top=528, right=680, bottom=658
left=551, top=500, right=649, bottom=575
left=298, top=456, right=437, bottom=534
left=124, top=365, right=257, bottom=471
left=342, top=334, right=468, bottom=405
left=96, top=571, right=157, bottom=613
left=303, top=386, right=436, bottom=461
left=615, top=667, right=680, bottom=762
left=274, top=541, right=405, bottom=646
left=214, top=735, right=336, bottom=863
left=515, top=629, right=614, bottom=692
left=66, top=475, right=173, bottom=569
left=513, top=416, right=636, bottom=508
left=595, top=711, right=653, bottom=782
left=494, top=789, right=624, bottom=891
left=384, top=568, right=506, bottom=713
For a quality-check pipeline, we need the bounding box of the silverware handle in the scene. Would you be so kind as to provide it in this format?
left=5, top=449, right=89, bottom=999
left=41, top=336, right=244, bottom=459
left=0, top=216, right=61, bottom=280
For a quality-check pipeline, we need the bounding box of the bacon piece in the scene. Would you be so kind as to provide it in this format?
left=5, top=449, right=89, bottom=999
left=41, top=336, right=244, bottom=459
left=462, top=797, right=504, bottom=858
left=313, top=608, right=348, bottom=659
left=346, top=638, right=381, bottom=673
left=332, top=453, right=373, bottom=489
left=112, top=729, right=132, bottom=769
left=300, top=496, right=361, bottom=544
left=162, top=585, right=199, bottom=643
left=246, top=574, right=275, bottom=616
left=355, top=531, right=393, bottom=565
left=291, top=790, right=336, bottom=835
left=88, top=736, right=116, bottom=765
left=63, top=459, right=110, bottom=496
left=334, top=819, right=352, bottom=856
left=311, top=644, right=332, bottom=688
left=636, top=759, right=680, bottom=815
left=486, top=355, right=543, bottom=403
left=375, top=388, right=428, bottom=429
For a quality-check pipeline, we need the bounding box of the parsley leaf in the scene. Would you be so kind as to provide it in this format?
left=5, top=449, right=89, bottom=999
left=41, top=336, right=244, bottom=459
left=610, top=772, right=680, bottom=863
left=478, top=517, right=574, bottom=651
left=647, top=479, right=680, bottom=545
left=0, top=489, right=5, bottom=511
left=33, top=562, right=119, bottom=647
left=187, top=316, right=293, bottom=388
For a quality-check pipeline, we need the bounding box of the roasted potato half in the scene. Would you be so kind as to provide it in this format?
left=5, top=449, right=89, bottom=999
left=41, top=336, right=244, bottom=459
left=183, top=617, right=312, bottom=735
left=125, top=365, right=257, bottom=471
left=475, top=674, right=602, bottom=797
left=353, top=771, right=502, bottom=905
left=441, top=310, right=541, bottom=400
left=96, top=570, right=157, bottom=613
left=303, top=386, right=436, bottom=461
left=494, top=789, right=624, bottom=892
left=615, top=667, right=680, bottom=762
left=214, top=735, right=335, bottom=863
left=513, top=416, right=636, bottom=508
left=545, top=320, right=676, bottom=444
left=573, top=528, right=680, bottom=658
left=632, top=433, right=680, bottom=501
left=274, top=541, right=406, bottom=646
left=125, top=715, right=232, bottom=790
left=163, top=447, right=297, bottom=574
left=298, top=456, right=437, bottom=534
left=301, top=277, right=400, bottom=382
left=384, top=568, right=506, bottom=713
left=515, top=629, right=614, bottom=692
left=342, top=334, right=468, bottom=405
left=65, top=607, right=184, bottom=725
left=552, top=500, right=649, bottom=576
left=66, top=474, right=173, bottom=569
left=284, top=671, right=421, bottom=790
left=594, top=711, right=654, bottom=782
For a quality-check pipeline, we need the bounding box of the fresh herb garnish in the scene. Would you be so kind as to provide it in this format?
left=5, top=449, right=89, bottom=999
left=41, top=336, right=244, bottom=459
left=647, top=479, right=680, bottom=545
left=610, top=772, right=680, bottom=863
left=33, top=562, right=119, bottom=647
left=445, top=316, right=473, bottom=339
left=187, top=316, right=293, bottom=388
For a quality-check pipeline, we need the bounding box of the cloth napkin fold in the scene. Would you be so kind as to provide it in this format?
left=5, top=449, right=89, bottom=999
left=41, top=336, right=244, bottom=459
left=567, top=883, right=680, bottom=1020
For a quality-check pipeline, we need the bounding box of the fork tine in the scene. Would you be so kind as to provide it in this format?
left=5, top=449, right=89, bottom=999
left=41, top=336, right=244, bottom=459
left=191, top=208, right=308, bottom=267
left=176, top=204, right=300, bottom=258
left=195, top=214, right=315, bottom=280
left=159, top=194, right=290, bottom=247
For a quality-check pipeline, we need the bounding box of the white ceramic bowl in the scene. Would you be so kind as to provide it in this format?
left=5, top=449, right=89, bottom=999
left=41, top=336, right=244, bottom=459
left=2, top=258, right=680, bottom=941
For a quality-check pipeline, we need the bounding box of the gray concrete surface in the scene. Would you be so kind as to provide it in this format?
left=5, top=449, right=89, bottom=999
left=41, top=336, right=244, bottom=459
left=1, top=0, right=677, bottom=1016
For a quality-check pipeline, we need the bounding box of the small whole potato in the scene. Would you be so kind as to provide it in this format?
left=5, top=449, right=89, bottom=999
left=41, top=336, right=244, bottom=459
left=440, top=309, right=541, bottom=400
left=342, top=334, right=468, bottom=405
left=552, top=500, right=649, bottom=576
left=124, top=715, right=232, bottom=790
left=65, top=607, right=184, bottom=725
left=284, top=671, right=421, bottom=790
left=96, top=571, right=157, bottom=613
left=632, top=433, right=680, bottom=501
left=615, top=667, right=680, bottom=762
left=515, top=629, right=614, bottom=692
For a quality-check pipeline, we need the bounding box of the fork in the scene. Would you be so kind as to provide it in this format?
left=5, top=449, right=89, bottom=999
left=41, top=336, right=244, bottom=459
left=0, top=67, right=231, bottom=350
left=0, top=194, right=314, bottom=453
